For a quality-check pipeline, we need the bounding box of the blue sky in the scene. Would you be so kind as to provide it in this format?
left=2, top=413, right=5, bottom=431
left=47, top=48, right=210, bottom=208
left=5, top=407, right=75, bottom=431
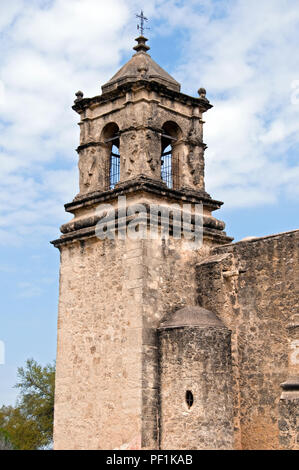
left=0, top=0, right=299, bottom=405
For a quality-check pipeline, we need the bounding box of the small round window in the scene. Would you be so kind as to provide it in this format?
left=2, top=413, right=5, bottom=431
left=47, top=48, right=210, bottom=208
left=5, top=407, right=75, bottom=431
left=185, top=390, right=194, bottom=409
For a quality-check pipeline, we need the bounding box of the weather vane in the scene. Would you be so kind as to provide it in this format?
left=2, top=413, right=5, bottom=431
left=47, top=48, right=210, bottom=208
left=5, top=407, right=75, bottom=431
left=136, top=10, right=149, bottom=36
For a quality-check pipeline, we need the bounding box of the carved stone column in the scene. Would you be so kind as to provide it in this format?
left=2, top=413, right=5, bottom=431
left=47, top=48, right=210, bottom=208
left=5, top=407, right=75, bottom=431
left=78, top=144, right=108, bottom=195
left=120, top=128, right=161, bottom=182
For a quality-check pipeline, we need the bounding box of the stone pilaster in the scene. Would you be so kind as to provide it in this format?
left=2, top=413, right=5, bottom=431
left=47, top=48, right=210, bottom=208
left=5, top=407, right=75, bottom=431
left=278, top=314, right=299, bottom=450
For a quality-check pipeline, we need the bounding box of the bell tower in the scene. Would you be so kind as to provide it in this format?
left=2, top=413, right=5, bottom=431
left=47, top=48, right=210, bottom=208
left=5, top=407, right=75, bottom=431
left=52, top=33, right=233, bottom=450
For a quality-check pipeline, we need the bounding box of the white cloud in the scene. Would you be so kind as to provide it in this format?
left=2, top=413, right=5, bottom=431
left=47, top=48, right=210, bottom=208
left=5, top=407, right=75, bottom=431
left=0, top=0, right=133, bottom=245
left=167, top=0, right=299, bottom=207
left=18, top=281, right=43, bottom=298
left=0, top=80, right=5, bottom=105
left=0, top=1, right=24, bottom=31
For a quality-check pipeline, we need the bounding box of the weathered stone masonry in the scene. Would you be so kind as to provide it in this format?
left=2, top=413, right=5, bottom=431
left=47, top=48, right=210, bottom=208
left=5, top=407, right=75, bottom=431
left=52, top=34, right=299, bottom=450
left=197, top=230, right=299, bottom=449
left=158, top=307, right=234, bottom=450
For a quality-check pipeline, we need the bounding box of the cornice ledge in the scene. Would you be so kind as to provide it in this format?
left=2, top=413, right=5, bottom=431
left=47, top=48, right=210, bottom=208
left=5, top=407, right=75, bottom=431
left=72, top=80, right=213, bottom=114
left=65, top=176, right=223, bottom=213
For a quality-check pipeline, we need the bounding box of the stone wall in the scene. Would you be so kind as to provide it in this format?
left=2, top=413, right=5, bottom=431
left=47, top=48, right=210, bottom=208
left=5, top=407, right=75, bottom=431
left=158, top=308, right=234, bottom=450
left=54, top=231, right=211, bottom=449
left=196, top=229, right=299, bottom=449
left=54, top=217, right=298, bottom=450
left=54, top=236, right=145, bottom=449
left=278, top=398, right=299, bottom=449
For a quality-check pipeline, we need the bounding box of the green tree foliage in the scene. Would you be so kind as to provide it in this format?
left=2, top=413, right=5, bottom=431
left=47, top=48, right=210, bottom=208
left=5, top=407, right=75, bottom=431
left=0, top=429, right=15, bottom=450
left=0, top=406, right=42, bottom=450
left=0, top=359, right=55, bottom=450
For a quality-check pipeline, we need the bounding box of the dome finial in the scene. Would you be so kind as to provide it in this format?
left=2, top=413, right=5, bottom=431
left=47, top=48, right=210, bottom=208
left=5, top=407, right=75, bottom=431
left=133, top=35, right=150, bottom=54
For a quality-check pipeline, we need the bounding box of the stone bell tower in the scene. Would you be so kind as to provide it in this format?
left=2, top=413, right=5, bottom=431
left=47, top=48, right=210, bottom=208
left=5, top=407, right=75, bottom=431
left=52, top=34, right=233, bottom=450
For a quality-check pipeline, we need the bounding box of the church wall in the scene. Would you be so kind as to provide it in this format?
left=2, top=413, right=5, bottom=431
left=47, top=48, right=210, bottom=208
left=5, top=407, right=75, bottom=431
left=52, top=28, right=245, bottom=451
left=54, top=236, right=145, bottom=450
left=53, top=232, right=211, bottom=450
left=196, top=230, right=299, bottom=449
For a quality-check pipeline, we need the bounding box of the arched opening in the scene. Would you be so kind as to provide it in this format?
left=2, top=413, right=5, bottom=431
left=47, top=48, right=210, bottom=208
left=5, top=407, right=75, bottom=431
left=161, top=121, right=182, bottom=189
left=101, top=123, right=120, bottom=190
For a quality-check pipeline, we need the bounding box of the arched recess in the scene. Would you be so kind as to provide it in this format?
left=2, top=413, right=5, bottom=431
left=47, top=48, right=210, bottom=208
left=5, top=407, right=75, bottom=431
left=101, top=123, right=120, bottom=189
left=161, top=121, right=182, bottom=189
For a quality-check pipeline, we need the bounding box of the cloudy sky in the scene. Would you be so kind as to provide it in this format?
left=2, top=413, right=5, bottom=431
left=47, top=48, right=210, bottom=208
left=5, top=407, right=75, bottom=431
left=0, top=0, right=298, bottom=405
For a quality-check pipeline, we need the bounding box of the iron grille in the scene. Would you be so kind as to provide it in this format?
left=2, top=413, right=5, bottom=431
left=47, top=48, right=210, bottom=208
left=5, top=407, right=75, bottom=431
left=110, top=144, right=120, bottom=189
left=161, top=144, right=179, bottom=189
left=161, top=145, right=173, bottom=188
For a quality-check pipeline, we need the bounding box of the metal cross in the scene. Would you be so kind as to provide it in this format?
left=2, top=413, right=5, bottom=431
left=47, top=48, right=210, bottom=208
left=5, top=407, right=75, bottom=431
left=136, top=10, right=149, bottom=36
